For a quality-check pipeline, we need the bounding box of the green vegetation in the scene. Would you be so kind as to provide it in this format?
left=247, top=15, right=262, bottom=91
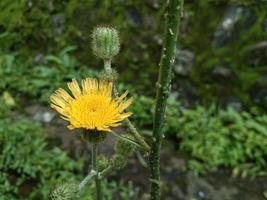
left=183, top=2, right=267, bottom=109
left=176, top=106, right=267, bottom=177
left=0, top=0, right=267, bottom=198
left=0, top=110, right=138, bottom=199
left=130, top=96, right=267, bottom=177
left=0, top=1, right=266, bottom=108
left=0, top=117, right=80, bottom=199
left=0, top=48, right=97, bottom=103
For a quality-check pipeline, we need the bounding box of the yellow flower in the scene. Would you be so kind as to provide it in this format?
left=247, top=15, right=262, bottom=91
left=50, top=78, right=133, bottom=132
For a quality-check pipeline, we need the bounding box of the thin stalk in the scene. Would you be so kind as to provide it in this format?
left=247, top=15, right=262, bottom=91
left=104, top=59, right=112, bottom=74
left=92, top=143, right=102, bottom=200
left=78, top=165, right=112, bottom=192
left=125, top=118, right=150, bottom=152
left=79, top=170, right=97, bottom=190
left=99, top=165, right=113, bottom=178
left=103, top=59, right=150, bottom=152
left=149, top=0, right=183, bottom=200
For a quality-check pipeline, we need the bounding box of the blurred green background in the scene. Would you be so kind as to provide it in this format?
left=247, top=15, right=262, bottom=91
left=0, top=0, right=267, bottom=199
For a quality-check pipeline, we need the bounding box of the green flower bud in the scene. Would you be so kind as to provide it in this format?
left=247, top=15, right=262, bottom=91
left=111, top=134, right=136, bottom=169
left=80, top=129, right=107, bottom=144
left=116, top=134, right=136, bottom=156
left=98, top=155, right=109, bottom=171
left=50, top=182, right=79, bottom=200
left=112, top=154, right=127, bottom=170
left=92, top=26, right=120, bottom=59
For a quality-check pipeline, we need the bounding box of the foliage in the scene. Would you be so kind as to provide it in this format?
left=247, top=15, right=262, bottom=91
left=183, top=2, right=267, bottom=109
left=0, top=0, right=266, bottom=198
left=0, top=0, right=266, bottom=110
left=129, top=95, right=181, bottom=135
left=0, top=117, right=81, bottom=200
left=102, top=180, right=137, bottom=200
left=0, top=115, right=138, bottom=199
left=51, top=180, right=138, bottom=200
left=0, top=47, right=97, bottom=103
left=176, top=106, right=267, bottom=177
left=130, top=94, right=267, bottom=177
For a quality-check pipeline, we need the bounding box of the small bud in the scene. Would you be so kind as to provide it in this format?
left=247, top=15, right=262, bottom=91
left=112, top=154, right=127, bottom=170
left=115, top=134, right=136, bottom=156
left=50, top=182, right=79, bottom=200
left=92, top=26, right=120, bottom=59
left=111, top=134, right=136, bottom=169
left=99, top=68, right=119, bottom=82
left=98, top=155, right=109, bottom=171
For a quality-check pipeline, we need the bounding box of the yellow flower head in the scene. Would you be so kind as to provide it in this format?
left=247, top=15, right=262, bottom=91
left=50, top=78, right=133, bottom=132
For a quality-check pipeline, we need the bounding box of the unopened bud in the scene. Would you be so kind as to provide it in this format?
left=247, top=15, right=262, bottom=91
left=92, top=26, right=120, bottom=60
left=111, top=134, right=136, bottom=169
left=50, top=182, right=79, bottom=200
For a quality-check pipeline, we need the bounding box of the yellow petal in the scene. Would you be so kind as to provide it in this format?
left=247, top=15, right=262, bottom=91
left=50, top=95, right=68, bottom=108
left=116, top=90, right=128, bottom=103
left=55, top=88, right=73, bottom=103
left=51, top=104, right=69, bottom=117
left=117, top=98, right=133, bottom=112
left=68, top=79, right=81, bottom=98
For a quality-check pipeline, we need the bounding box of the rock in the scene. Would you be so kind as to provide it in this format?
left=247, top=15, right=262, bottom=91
left=187, top=175, right=213, bottom=200
left=211, top=64, right=233, bottom=82
left=224, top=96, right=243, bottom=112
left=174, top=49, right=195, bottom=76
left=180, top=11, right=191, bottom=36
left=249, top=80, right=267, bottom=109
left=24, top=105, right=56, bottom=123
left=144, top=15, right=157, bottom=29
left=51, top=13, right=65, bottom=36
left=33, top=111, right=56, bottom=123
left=174, top=80, right=199, bottom=107
left=153, top=34, right=163, bottom=45
left=145, top=0, right=162, bottom=9
left=47, top=0, right=55, bottom=13
left=212, top=6, right=256, bottom=48
left=261, top=17, right=267, bottom=32
left=33, top=53, right=48, bottom=65
left=186, top=173, right=238, bottom=200
left=125, top=7, right=143, bottom=27
left=27, top=0, right=33, bottom=8
left=245, top=41, right=267, bottom=66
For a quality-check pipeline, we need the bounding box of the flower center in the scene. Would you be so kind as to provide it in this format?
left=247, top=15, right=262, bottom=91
left=69, top=94, right=116, bottom=129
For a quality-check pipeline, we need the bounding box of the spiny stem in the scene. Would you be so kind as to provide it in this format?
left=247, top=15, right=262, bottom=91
left=103, top=59, right=150, bottom=152
left=78, top=166, right=112, bottom=192
left=92, top=143, right=102, bottom=200
left=79, top=170, right=97, bottom=190
left=99, top=165, right=113, bottom=178
left=125, top=118, right=150, bottom=152
left=149, top=0, right=183, bottom=200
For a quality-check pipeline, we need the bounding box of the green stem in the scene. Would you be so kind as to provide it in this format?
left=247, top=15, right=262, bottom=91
left=103, top=59, right=150, bottom=152
left=125, top=118, right=150, bottom=152
left=149, top=0, right=183, bottom=200
left=99, top=165, right=113, bottom=178
left=79, top=170, right=97, bottom=191
left=92, top=143, right=102, bottom=200
left=104, top=59, right=112, bottom=74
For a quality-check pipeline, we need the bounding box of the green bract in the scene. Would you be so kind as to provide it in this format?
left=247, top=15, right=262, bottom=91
left=51, top=182, right=79, bottom=200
